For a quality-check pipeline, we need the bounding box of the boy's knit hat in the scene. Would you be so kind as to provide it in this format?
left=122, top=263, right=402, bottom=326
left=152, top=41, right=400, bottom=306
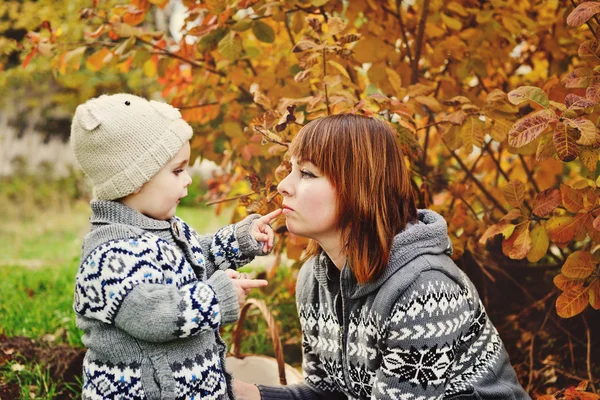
left=70, top=93, right=193, bottom=200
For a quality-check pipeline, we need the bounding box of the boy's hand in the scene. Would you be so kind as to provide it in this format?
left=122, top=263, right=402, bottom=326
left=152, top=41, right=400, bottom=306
left=250, top=209, right=282, bottom=254
left=233, top=379, right=261, bottom=400
left=225, top=269, right=268, bottom=306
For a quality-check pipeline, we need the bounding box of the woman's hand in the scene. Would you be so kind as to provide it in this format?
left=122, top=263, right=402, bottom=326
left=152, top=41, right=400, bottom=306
left=250, top=209, right=282, bottom=253
left=233, top=379, right=261, bottom=400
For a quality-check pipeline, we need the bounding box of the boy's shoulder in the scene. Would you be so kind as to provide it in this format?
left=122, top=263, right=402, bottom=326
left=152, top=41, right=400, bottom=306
left=81, top=222, right=150, bottom=260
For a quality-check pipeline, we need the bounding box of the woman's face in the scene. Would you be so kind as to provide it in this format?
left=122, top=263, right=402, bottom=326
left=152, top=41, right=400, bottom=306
left=277, top=157, right=339, bottom=242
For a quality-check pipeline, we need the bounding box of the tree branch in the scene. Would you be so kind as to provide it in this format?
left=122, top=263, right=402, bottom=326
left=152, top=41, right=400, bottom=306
left=582, top=315, right=597, bottom=393
left=411, top=0, right=430, bottom=84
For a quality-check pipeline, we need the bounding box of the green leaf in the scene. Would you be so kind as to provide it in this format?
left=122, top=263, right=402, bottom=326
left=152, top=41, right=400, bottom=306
left=231, top=19, right=253, bottom=32
left=507, top=86, right=549, bottom=108
left=218, top=32, right=243, bottom=60
left=252, top=20, right=275, bottom=43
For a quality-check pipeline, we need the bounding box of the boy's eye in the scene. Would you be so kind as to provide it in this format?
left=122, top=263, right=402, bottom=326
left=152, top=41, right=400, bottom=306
left=174, top=169, right=184, bottom=175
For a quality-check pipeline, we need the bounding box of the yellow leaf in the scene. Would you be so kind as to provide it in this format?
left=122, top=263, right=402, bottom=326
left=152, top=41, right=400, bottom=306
left=441, top=13, right=463, bottom=31
left=143, top=54, right=158, bottom=77
left=479, top=221, right=515, bottom=244
left=326, top=17, right=346, bottom=37
left=352, top=37, right=386, bottom=64
left=562, top=251, right=597, bottom=279
left=414, top=95, right=442, bottom=113
left=386, top=67, right=403, bottom=95
left=327, top=60, right=350, bottom=79
left=556, top=286, right=589, bottom=318
left=527, top=225, right=549, bottom=262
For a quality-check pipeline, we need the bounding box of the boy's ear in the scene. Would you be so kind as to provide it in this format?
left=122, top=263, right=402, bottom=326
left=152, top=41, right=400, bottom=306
left=77, top=106, right=101, bottom=131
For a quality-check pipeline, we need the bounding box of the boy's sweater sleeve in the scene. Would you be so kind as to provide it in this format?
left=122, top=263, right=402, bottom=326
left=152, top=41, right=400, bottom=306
left=370, top=270, right=472, bottom=399
left=184, top=214, right=264, bottom=275
left=74, top=234, right=240, bottom=342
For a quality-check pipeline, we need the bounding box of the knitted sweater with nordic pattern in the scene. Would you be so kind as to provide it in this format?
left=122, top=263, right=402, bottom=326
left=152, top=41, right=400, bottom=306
left=258, top=210, right=530, bottom=400
left=74, top=200, right=263, bottom=400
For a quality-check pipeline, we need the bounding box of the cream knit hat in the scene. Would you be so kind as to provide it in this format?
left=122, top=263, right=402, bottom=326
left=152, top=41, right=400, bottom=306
left=70, top=93, right=193, bottom=200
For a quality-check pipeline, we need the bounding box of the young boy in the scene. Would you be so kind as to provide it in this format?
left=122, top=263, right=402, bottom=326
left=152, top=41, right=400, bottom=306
left=70, top=93, right=280, bottom=399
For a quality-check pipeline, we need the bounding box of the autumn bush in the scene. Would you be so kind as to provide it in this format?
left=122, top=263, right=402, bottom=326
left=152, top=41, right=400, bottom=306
left=2, top=0, right=600, bottom=397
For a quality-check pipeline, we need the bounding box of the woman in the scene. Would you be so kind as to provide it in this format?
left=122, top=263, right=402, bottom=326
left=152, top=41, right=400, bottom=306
left=235, top=114, right=530, bottom=399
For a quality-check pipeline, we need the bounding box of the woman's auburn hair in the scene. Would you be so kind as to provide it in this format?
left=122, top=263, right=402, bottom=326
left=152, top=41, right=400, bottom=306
left=289, top=114, right=418, bottom=284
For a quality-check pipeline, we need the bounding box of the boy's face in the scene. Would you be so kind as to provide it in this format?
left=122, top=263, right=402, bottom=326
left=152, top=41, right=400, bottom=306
left=121, top=141, right=192, bottom=220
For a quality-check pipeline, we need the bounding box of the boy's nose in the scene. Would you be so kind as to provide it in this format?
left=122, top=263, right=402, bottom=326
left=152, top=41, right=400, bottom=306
left=184, top=171, right=192, bottom=188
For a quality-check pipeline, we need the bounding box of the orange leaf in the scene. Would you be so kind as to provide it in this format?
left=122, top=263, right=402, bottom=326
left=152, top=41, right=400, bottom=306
left=562, top=251, right=596, bottom=279
left=554, top=274, right=584, bottom=292
left=533, top=188, right=562, bottom=217
left=579, top=39, right=600, bottom=62
left=589, top=279, right=600, bottom=309
left=502, top=221, right=532, bottom=260
left=21, top=47, right=38, bottom=68
left=556, top=286, right=590, bottom=318
left=502, top=180, right=526, bottom=209
left=561, top=68, right=596, bottom=89
left=561, top=183, right=585, bottom=213
left=546, top=216, right=578, bottom=243
left=85, top=47, right=112, bottom=72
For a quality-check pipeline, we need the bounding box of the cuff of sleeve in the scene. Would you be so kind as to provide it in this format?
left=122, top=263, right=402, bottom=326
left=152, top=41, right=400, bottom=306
left=235, top=213, right=264, bottom=257
left=256, top=385, right=290, bottom=400
left=208, top=270, right=240, bottom=325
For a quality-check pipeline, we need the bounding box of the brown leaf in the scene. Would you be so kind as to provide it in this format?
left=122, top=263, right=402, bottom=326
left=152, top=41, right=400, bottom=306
left=566, top=1, right=600, bottom=27
left=579, top=39, right=600, bottom=62
left=561, top=68, right=596, bottom=89
left=508, top=86, right=549, bottom=108
left=556, top=286, right=589, bottom=318
left=503, top=180, right=526, bottom=208
left=508, top=109, right=555, bottom=148
left=561, top=250, right=596, bottom=279
left=553, top=122, right=581, bottom=162
left=479, top=220, right=516, bottom=244
left=533, top=188, right=562, bottom=217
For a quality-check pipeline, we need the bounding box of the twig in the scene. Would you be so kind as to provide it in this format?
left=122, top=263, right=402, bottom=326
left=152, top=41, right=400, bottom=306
left=416, top=120, right=451, bottom=131
left=553, top=367, right=588, bottom=382
left=178, top=102, right=219, bottom=109
left=500, top=289, right=557, bottom=329
left=582, top=315, right=597, bottom=393
left=323, top=47, right=330, bottom=115
left=570, top=0, right=598, bottom=40
left=283, top=17, right=296, bottom=47
left=519, top=155, right=540, bottom=194
left=527, top=303, right=553, bottom=391
left=444, top=142, right=508, bottom=214
left=205, top=191, right=260, bottom=206
left=380, top=2, right=413, bottom=65
left=254, top=126, right=291, bottom=147
left=411, top=0, right=430, bottom=84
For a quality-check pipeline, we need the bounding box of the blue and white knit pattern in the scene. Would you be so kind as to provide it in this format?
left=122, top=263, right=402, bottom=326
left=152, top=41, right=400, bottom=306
left=82, top=359, right=144, bottom=400
left=74, top=232, right=218, bottom=336
left=298, top=273, right=501, bottom=399
left=171, top=349, right=228, bottom=400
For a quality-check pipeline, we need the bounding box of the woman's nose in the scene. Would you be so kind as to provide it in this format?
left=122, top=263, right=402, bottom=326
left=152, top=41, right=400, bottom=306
left=277, top=174, right=292, bottom=197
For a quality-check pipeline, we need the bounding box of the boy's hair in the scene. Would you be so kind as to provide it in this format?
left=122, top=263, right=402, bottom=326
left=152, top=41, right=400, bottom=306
left=289, top=114, right=418, bottom=284
left=70, top=93, right=192, bottom=200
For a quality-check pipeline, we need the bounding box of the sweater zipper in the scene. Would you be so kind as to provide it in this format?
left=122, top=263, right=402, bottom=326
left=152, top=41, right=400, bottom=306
left=338, top=276, right=352, bottom=395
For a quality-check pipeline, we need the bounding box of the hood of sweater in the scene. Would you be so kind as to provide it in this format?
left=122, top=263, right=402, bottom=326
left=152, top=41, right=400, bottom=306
left=312, top=209, right=453, bottom=299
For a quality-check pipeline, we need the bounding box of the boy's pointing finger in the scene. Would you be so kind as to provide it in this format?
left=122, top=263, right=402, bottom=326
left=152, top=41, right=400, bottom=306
left=259, top=209, right=282, bottom=225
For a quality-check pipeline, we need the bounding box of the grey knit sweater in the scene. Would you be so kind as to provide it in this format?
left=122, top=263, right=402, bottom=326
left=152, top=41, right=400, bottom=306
left=258, top=210, right=530, bottom=400
left=74, top=200, right=263, bottom=400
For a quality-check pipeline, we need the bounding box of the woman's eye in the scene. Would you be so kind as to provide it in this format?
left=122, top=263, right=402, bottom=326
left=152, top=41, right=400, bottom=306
left=300, top=169, right=316, bottom=178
